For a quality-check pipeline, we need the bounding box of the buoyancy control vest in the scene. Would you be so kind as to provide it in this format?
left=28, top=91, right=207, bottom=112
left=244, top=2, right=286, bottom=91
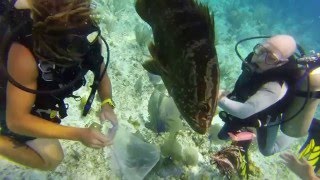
left=34, top=41, right=105, bottom=121
left=3, top=30, right=104, bottom=122
left=221, top=53, right=302, bottom=128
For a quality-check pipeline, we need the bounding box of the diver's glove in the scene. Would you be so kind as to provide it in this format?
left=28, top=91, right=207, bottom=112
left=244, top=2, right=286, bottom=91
left=299, top=118, right=320, bottom=173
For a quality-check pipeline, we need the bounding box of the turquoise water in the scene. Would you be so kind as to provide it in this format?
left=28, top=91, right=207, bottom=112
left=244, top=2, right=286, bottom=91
left=206, top=0, right=320, bottom=90
left=208, top=0, right=320, bottom=51
left=0, top=0, right=318, bottom=179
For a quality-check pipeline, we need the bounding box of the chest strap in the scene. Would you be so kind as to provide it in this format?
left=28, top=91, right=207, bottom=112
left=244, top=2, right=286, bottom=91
left=296, top=90, right=320, bottom=99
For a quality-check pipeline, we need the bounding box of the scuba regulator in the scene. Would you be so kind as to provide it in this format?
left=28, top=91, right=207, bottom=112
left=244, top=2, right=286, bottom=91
left=296, top=51, right=320, bottom=69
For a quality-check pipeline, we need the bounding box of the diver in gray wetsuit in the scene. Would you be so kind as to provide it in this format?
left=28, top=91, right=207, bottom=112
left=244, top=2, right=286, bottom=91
left=218, top=34, right=300, bottom=156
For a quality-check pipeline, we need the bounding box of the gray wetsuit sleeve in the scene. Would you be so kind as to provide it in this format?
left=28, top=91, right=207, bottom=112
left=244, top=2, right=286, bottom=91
left=218, top=81, right=287, bottom=119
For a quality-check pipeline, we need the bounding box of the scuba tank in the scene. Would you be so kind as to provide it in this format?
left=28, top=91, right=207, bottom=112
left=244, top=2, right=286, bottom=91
left=281, top=53, right=320, bottom=137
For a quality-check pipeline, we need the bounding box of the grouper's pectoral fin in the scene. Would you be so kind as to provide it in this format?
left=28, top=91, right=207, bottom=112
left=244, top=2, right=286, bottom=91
left=142, top=60, right=162, bottom=75
left=143, top=42, right=169, bottom=76
left=148, top=42, right=157, bottom=58
left=142, top=42, right=160, bottom=75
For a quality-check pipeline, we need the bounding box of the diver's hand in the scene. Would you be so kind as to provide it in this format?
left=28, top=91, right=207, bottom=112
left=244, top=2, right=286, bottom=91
left=79, top=128, right=111, bottom=148
left=99, top=105, right=118, bottom=141
left=218, top=89, right=229, bottom=100
left=280, top=152, right=319, bottom=180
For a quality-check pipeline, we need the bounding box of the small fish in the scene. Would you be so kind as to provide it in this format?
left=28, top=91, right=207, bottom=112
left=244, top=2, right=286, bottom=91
left=135, top=0, right=219, bottom=134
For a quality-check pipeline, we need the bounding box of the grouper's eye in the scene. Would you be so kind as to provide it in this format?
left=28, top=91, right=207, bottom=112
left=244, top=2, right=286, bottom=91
left=199, top=102, right=209, bottom=112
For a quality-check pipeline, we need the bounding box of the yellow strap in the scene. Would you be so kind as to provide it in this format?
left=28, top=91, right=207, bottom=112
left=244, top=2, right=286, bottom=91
left=101, top=98, right=115, bottom=109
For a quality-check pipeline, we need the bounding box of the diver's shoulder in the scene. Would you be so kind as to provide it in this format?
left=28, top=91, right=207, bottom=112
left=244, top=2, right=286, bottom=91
left=9, top=42, right=34, bottom=59
left=8, top=42, right=37, bottom=80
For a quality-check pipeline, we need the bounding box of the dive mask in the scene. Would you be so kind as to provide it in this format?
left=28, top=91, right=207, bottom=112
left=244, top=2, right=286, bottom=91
left=253, top=43, right=288, bottom=65
left=33, top=24, right=100, bottom=67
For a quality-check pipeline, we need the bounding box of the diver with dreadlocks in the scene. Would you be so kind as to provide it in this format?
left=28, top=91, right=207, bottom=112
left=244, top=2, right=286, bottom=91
left=0, top=0, right=117, bottom=170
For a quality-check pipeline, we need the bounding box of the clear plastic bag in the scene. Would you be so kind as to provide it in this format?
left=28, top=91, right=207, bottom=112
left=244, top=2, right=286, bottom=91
left=110, top=127, right=160, bottom=180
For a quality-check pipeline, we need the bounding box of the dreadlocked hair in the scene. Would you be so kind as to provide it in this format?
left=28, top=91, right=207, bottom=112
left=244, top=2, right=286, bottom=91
left=29, top=0, right=93, bottom=30
left=28, top=0, right=98, bottom=66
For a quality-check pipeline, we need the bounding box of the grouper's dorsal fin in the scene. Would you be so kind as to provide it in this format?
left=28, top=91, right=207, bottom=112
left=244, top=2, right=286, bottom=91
left=142, top=60, right=162, bottom=75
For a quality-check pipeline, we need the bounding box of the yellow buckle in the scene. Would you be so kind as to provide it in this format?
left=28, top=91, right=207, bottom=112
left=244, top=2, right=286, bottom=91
left=50, top=110, right=58, bottom=119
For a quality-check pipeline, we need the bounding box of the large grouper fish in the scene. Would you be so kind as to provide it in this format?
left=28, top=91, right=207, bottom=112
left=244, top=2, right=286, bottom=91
left=135, top=0, right=219, bottom=134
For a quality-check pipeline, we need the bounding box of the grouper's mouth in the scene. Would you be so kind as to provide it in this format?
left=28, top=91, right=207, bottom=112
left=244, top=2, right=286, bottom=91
left=196, top=107, right=213, bottom=125
left=178, top=101, right=213, bottom=134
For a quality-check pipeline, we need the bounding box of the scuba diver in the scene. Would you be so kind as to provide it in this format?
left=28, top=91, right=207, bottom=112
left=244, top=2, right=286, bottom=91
left=217, top=34, right=320, bottom=176
left=0, top=0, right=117, bottom=170
left=218, top=34, right=301, bottom=156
